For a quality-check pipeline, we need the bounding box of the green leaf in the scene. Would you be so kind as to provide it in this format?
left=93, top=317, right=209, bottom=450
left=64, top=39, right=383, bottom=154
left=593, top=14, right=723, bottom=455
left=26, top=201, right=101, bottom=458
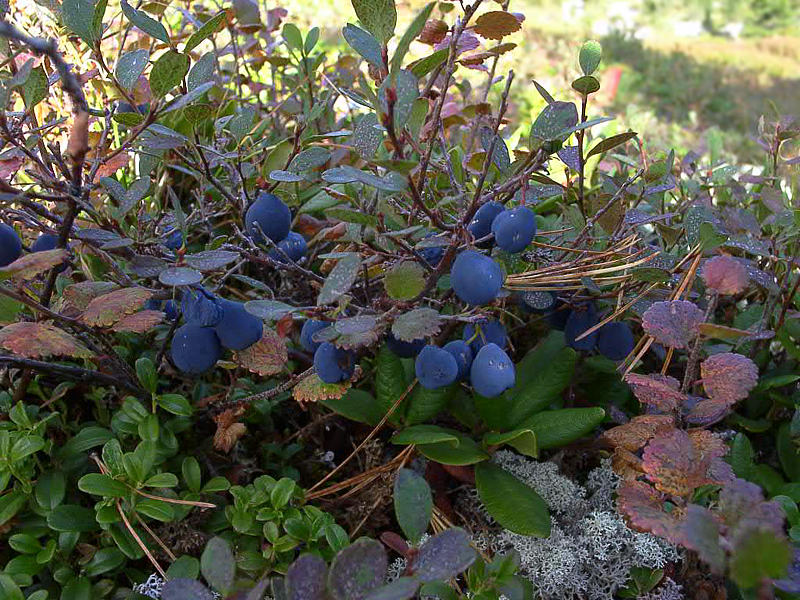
left=375, top=344, right=408, bottom=423
left=144, top=472, right=179, bottom=488
left=343, top=23, right=383, bottom=68
left=135, top=356, right=157, bottom=394
left=150, top=51, right=189, bottom=98
left=121, top=0, right=169, bottom=43
left=484, top=429, right=538, bottom=457
left=586, top=131, right=638, bottom=159
left=405, top=384, right=452, bottom=425
left=475, top=462, right=550, bottom=536
left=519, top=407, right=605, bottom=450
left=115, top=49, right=149, bottom=91
left=78, top=473, right=128, bottom=497
left=322, top=389, right=384, bottom=426
left=391, top=424, right=461, bottom=446
left=318, top=253, right=361, bottom=306
left=0, top=490, right=27, bottom=527
left=62, top=0, right=105, bottom=46
left=60, top=426, right=113, bottom=456
left=384, top=261, right=425, bottom=300
left=185, top=11, right=225, bottom=53
left=579, top=40, right=602, bottom=75
left=156, top=393, right=193, bottom=416
left=417, top=433, right=488, bottom=466
left=47, top=505, right=97, bottom=532
left=35, top=471, right=65, bottom=510
left=390, top=2, right=434, bottom=73
left=20, top=66, right=48, bottom=108
left=777, top=423, right=800, bottom=482
left=351, top=0, right=397, bottom=44
left=85, top=547, right=125, bottom=577
left=136, top=498, right=173, bottom=521
left=271, top=478, right=296, bottom=508
left=0, top=573, right=24, bottom=600
left=9, top=435, right=44, bottom=462
left=188, top=52, right=215, bottom=92
left=531, top=101, right=578, bottom=142
left=182, top=457, right=202, bottom=492
left=394, top=468, right=432, bottom=545
left=729, top=529, right=791, bottom=588
left=409, top=49, right=448, bottom=78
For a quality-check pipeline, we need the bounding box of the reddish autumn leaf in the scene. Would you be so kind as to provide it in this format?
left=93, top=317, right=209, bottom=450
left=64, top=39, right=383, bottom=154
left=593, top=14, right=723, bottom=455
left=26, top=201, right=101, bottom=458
left=473, top=11, right=522, bottom=40
left=617, top=479, right=687, bottom=545
left=62, top=281, right=119, bottom=311
left=718, top=478, right=785, bottom=545
left=213, top=407, right=247, bottom=453
left=111, top=310, right=164, bottom=333
left=700, top=352, right=758, bottom=404
left=293, top=373, right=351, bottom=404
left=602, top=414, right=675, bottom=452
left=234, top=327, right=288, bottom=376
left=0, top=322, right=92, bottom=359
left=94, top=151, right=131, bottom=178
left=624, top=373, right=687, bottom=412
left=275, top=313, right=294, bottom=338
left=435, top=30, right=480, bottom=55
left=0, top=155, right=24, bottom=179
left=419, top=19, right=448, bottom=45
left=642, top=300, right=705, bottom=349
left=686, top=398, right=731, bottom=426
left=642, top=429, right=732, bottom=498
left=0, top=249, right=68, bottom=282
left=612, top=447, right=645, bottom=480
left=701, top=255, right=749, bottom=295
left=82, top=287, right=153, bottom=327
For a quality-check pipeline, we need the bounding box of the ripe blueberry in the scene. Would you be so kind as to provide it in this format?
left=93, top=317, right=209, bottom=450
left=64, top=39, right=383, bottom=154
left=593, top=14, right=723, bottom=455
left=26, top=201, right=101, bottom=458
left=214, top=299, right=264, bottom=350
left=545, top=298, right=570, bottom=330
left=171, top=324, right=222, bottom=374
left=565, top=303, right=599, bottom=351
left=443, top=339, right=473, bottom=380
left=181, top=287, right=223, bottom=326
left=467, top=201, right=504, bottom=241
left=415, top=345, right=459, bottom=390
left=386, top=333, right=425, bottom=358
left=163, top=228, right=183, bottom=250
left=31, top=233, right=58, bottom=252
left=270, top=231, right=307, bottom=263
left=245, top=191, right=291, bottom=244
left=417, top=233, right=445, bottom=267
left=314, top=342, right=356, bottom=383
left=470, top=343, right=515, bottom=398
left=450, top=250, right=504, bottom=306
left=491, top=206, right=537, bottom=253
left=597, top=321, right=635, bottom=361
left=300, top=319, right=330, bottom=353
left=463, top=319, right=507, bottom=354
left=0, top=223, right=22, bottom=267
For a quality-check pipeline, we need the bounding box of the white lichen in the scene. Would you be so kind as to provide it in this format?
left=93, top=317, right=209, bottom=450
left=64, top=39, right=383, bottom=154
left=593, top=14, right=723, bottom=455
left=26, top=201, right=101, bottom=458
left=457, top=452, right=681, bottom=600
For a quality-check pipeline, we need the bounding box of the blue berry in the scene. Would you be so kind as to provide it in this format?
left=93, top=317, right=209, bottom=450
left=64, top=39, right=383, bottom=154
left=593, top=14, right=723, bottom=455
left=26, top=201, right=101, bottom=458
left=463, top=319, right=507, bottom=354
left=565, top=304, right=599, bottom=351
left=314, top=342, right=356, bottom=383
left=491, top=206, right=537, bottom=253
left=386, top=333, right=425, bottom=358
left=443, top=340, right=473, bottom=380
left=270, top=231, right=307, bottom=263
left=181, top=287, right=223, bottom=327
left=470, top=343, right=515, bottom=398
left=245, top=192, right=291, bottom=244
left=164, top=300, right=179, bottom=321
left=171, top=324, right=222, bottom=374
left=163, top=228, right=183, bottom=250
left=0, top=223, right=22, bottom=267
left=417, top=233, right=445, bottom=266
left=467, top=201, right=504, bottom=241
left=450, top=250, right=504, bottom=306
left=545, top=299, right=570, bottom=330
left=415, top=345, right=458, bottom=390
left=300, top=319, right=330, bottom=353
left=214, top=299, right=263, bottom=350
left=597, top=321, right=635, bottom=361
left=31, top=233, right=58, bottom=252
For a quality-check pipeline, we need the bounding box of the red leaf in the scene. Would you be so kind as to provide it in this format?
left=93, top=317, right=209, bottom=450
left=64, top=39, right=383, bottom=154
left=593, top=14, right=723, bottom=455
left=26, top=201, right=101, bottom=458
left=111, top=310, right=164, bottom=333
left=0, top=322, right=92, bottom=359
left=292, top=373, right=350, bottom=405
left=617, top=479, right=687, bottom=545
left=642, top=300, right=704, bottom=349
left=624, top=373, right=687, bottom=412
left=0, top=249, right=68, bottom=282
left=82, top=288, right=152, bottom=327
left=686, top=398, right=731, bottom=426
left=0, top=155, right=24, bottom=179
left=94, top=151, right=131, bottom=178
left=701, top=256, right=749, bottom=295
left=213, top=407, right=247, bottom=453
left=602, top=414, right=676, bottom=451
left=700, top=352, right=758, bottom=404
left=473, top=11, right=522, bottom=40
left=234, top=327, right=288, bottom=376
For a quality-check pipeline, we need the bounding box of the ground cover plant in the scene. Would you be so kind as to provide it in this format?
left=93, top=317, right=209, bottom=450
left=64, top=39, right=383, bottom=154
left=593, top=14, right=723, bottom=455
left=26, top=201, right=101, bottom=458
left=0, top=0, right=799, bottom=598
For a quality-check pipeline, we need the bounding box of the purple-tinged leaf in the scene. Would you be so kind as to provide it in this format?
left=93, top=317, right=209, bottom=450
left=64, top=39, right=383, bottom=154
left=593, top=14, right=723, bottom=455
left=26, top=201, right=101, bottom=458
left=624, top=373, right=686, bottom=413
left=700, top=352, right=758, bottom=404
left=641, top=300, right=704, bottom=349
left=686, top=398, right=730, bottom=426
left=700, top=255, right=749, bottom=295
left=161, top=579, right=216, bottom=600
left=327, top=538, right=387, bottom=600
left=617, top=480, right=687, bottom=546
left=684, top=504, right=725, bottom=574
left=286, top=553, right=327, bottom=600
left=414, top=528, right=477, bottom=582
left=364, top=577, right=419, bottom=600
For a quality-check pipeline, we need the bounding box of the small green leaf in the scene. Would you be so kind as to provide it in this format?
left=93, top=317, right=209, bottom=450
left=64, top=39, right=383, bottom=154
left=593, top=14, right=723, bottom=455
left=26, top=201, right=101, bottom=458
left=135, top=356, right=157, bottom=394
left=384, top=261, right=425, bottom=300
left=156, top=393, right=193, bottom=416
left=571, top=75, right=600, bottom=95
left=519, top=407, right=605, bottom=450
left=417, top=433, right=488, bottom=466
left=185, top=11, right=225, bottom=53
left=150, top=51, right=189, bottom=98
left=143, top=472, right=179, bottom=488
left=182, top=457, right=202, bottom=492
left=318, top=253, right=361, bottom=306
left=121, top=0, right=170, bottom=43
left=729, top=529, right=791, bottom=588
left=343, top=23, right=383, bottom=68
left=78, top=473, right=128, bottom=498
left=484, top=429, right=538, bottom=457
left=351, top=0, right=397, bottom=44
left=115, top=49, right=149, bottom=91
left=394, top=468, right=432, bottom=545
left=586, top=131, right=638, bottom=159
left=47, top=505, right=97, bottom=532
left=391, top=425, right=461, bottom=446
left=579, top=40, right=602, bottom=75
left=282, top=23, right=303, bottom=53
left=62, top=0, right=105, bottom=46
left=475, top=462, right=550, bottom=536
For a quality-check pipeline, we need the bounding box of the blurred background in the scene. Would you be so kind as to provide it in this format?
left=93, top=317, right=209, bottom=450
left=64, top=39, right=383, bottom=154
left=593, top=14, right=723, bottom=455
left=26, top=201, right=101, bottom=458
left=296, top=0, right=799, bottom=165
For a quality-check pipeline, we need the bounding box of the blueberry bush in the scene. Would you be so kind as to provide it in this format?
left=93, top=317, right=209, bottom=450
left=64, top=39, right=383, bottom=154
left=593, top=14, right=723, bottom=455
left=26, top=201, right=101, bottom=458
left=0, top=0, right=799, bottom=598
